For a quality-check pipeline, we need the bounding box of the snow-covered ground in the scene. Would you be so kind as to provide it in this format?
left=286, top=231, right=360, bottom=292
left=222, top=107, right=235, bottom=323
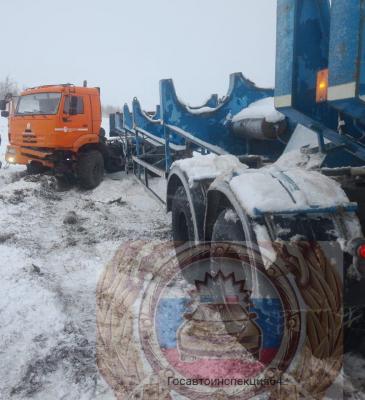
left=0, top=117, right=170, bottom=399
left=0, top=116, right=364, bottom=399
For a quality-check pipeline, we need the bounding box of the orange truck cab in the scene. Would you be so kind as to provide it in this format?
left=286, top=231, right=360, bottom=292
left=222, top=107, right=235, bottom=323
left=0, top=83, right=124, bottom=188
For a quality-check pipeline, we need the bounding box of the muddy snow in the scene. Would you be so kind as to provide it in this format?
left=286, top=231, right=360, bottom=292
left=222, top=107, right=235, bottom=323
left=0, top=118, right=170, bottom=399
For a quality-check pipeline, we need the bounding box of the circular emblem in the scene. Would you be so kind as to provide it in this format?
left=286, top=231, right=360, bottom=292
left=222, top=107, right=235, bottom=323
left=97, top=240, right=343, bottom=399
left=139, top=243, right=300, bottom=399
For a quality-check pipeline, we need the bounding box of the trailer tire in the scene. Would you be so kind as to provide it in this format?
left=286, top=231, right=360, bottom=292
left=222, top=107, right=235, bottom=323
left=211, top=207, right=245, bottom=243
left=171, top=186, right=195, bottom=247
left=77, top=150, right=104, bottom=189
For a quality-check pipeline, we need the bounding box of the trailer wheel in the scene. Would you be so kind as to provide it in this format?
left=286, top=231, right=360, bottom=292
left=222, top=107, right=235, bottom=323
left=211, top=207, right=245, bottom=243
left=171, top=186, right=195, bottom=247
left=77, top=150, right=104, bottom=189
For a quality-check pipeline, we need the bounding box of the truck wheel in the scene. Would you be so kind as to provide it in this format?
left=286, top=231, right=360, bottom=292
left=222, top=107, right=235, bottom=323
left=104, top=143, right=125, bottom=173
left=26, top=162, right=46, bottom=175
left=77, top=150, right=104, bottom=189
left=171, top=186, right=195, bottom=247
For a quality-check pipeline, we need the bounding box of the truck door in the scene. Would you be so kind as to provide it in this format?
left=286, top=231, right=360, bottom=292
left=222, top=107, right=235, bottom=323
left=60, top=93, right=92, bottom=146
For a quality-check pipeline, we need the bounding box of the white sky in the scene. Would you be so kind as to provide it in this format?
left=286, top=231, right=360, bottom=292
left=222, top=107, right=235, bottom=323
left=0, top=0, right=277, bottom=110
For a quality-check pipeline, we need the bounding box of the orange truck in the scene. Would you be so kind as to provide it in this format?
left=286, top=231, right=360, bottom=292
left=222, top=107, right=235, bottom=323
left=0, top=82, right=124, bottom=189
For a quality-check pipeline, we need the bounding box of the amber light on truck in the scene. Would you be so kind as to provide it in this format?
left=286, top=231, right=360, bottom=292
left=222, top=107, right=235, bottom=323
left=316, top=69, right=329, bottom=103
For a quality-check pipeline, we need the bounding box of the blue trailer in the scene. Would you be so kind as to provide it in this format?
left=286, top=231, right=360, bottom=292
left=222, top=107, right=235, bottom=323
left=109, top=0, right=365, bottom=394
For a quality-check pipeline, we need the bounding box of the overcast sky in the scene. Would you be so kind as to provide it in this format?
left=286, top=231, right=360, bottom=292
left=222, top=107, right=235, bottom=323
left=0, top=0, right=277, bottom=110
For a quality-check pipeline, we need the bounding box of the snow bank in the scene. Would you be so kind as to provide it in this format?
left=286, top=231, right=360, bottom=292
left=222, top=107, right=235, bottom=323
left=232, top=97, right=285, bottom=124
left=173, top=153, right=247, bottom=186
left=230, top=167, right=350, bottom=216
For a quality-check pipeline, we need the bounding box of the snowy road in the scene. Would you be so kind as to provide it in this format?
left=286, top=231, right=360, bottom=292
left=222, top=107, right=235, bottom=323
left=0, top=118, right=170, bottom=399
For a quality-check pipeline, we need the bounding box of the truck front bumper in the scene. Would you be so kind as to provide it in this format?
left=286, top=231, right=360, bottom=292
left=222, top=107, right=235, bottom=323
left=5, top=145, right=54, bottom=167
left=5, top=145, right=28, bottom=165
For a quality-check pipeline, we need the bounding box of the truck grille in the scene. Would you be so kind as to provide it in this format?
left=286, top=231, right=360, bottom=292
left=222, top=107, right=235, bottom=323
left=22, top=134, right=37, bottom=144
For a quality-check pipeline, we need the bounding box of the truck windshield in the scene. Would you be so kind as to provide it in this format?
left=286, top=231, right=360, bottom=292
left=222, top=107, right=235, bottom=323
left=16, top=93, right=61, bottom=115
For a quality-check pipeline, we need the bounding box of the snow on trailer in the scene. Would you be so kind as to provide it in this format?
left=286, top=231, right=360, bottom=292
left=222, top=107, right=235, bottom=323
left=231, top=97, right=286, bottom=124
left=172, top=154, right=248, bottom=187
left=229, top=167, right=353, bottom=217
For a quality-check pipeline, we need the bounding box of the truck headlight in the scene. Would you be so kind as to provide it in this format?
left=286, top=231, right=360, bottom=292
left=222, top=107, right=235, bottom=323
left=7, top=147, right=16, bottom=155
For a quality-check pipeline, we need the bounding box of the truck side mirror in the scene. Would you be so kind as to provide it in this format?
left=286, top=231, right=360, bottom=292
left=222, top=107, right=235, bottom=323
left=0, top=100, right=7, bottom=111
left=1, top=111, right=9, bottom=118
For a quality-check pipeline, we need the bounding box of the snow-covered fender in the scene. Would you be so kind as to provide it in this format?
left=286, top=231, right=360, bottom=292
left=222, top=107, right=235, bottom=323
left=205, top=165, right=365, bottom=275
left=205, top=166, right=361, bottom=243
left=166, top=165, right=209, bottom=242
left=167, top=154, right=248, bottom=242
left=204, top=177, right=257, bottom=244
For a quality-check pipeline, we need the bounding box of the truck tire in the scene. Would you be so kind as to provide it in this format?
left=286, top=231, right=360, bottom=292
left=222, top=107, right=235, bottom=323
left=171, top=186, right=195, bottom=247
left=104, top=142, right=125, bottom=173
left=100, top=127, right=106, bottom=142
left=77, top=150, right=104, bottom=189
left=26, top=162, right=46, bottom=175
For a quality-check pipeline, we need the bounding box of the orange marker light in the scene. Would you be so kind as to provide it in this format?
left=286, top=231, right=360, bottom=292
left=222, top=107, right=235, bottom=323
left=316, top=69, right=329, bottom=103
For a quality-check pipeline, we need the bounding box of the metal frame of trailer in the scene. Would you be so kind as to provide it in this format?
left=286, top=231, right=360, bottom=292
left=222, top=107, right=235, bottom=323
left=109, top=73, right=288, bottom=201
